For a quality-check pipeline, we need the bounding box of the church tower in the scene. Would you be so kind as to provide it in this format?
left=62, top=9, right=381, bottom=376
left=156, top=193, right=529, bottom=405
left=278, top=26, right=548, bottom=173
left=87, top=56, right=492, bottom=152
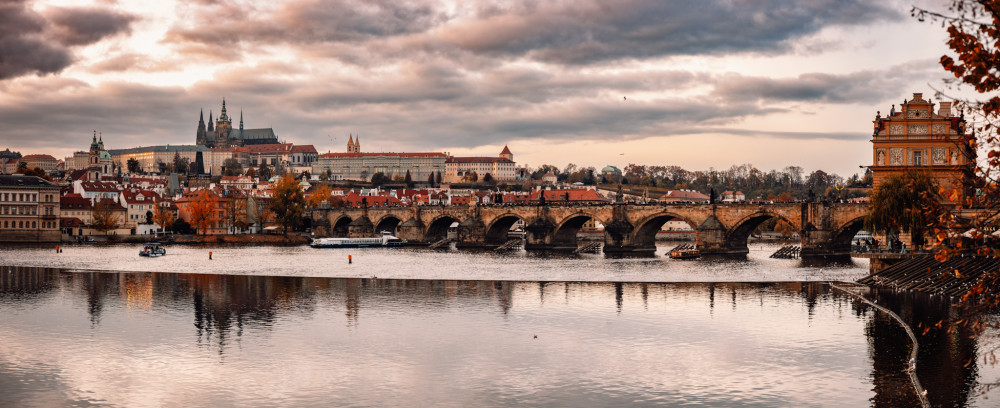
left=215, top=99, right=233, bottom=148
left=196, top=109, right=207, bottom=146
left=347, top=134, right=360, bottom=153
left=500, top=145, right=513, bottom=161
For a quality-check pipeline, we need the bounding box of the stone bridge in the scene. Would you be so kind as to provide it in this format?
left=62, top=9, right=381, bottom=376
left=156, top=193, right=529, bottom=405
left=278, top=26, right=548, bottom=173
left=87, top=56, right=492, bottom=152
left=309, top=202, right=869, bottom=260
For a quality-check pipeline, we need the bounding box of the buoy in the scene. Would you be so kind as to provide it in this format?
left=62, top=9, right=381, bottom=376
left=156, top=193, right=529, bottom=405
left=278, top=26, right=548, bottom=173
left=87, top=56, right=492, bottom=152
left=348, top=254, right=352, bottom=264
left=209, top=251, right=213, bottom=260
left=56, top=246, right=60, bottom=253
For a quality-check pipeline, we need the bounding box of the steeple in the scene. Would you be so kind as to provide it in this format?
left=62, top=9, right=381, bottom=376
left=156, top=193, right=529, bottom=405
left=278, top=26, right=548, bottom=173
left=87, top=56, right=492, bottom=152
left=90, top=130, right=99, bottom=152
left=220, top=98, right=229, bottom=122
left=98, top=132, right=104, bottom=149
left=347, top=134, right=354, bottom=152
left=208, top=111, right=214, bottom=131
left=354, top=136, right=360, bottom=152
left=240, top=109, right=244, bottom=131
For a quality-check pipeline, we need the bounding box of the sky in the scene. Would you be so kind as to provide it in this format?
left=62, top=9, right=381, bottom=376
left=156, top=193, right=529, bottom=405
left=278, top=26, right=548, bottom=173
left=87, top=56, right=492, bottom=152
left=0, top=0, right=971, bottom=178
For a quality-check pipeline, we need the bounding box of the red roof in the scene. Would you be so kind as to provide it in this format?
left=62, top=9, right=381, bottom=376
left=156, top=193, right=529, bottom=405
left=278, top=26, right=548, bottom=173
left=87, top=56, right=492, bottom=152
left=246, top=144, right=292, bottom=154
left=60, top=194, right=92, bottom=210
left=531, top=189, right=605, bottom=202
left=446, top=157, right=513, bottom=163
left=60, top=218, right=86, bottom=228
left=320, top=152, right=447, bottom=159
left=120, top=189, right=161, bottom=203
left=500, top=145, right=512, bottom=155
left=78, top=181, right=119, bottom=192
left=291, top=145, right=317, bottom=153
left=21, top=154, right=57, bottom=161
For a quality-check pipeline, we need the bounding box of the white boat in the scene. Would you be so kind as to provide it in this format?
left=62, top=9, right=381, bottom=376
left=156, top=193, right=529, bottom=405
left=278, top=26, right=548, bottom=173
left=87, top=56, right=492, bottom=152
left=311, top=232, right=406, bottom=248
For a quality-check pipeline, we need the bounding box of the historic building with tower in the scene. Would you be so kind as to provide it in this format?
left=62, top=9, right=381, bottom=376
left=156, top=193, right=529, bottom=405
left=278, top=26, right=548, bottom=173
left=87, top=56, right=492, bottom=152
left=444, top=145, right=516, bottom=183
left=871, top=92, right=976, bottom=200
left=196, top=99, right=278, bottom=148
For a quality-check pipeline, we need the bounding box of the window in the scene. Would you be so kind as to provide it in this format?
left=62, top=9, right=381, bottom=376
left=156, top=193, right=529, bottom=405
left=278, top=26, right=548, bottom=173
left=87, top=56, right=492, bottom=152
left=913, top=150, right=923, bottom=166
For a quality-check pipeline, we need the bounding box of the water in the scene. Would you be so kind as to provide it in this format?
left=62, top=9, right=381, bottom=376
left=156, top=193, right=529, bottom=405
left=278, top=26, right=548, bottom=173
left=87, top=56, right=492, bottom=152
left=0, top=243, right=996, bottom=407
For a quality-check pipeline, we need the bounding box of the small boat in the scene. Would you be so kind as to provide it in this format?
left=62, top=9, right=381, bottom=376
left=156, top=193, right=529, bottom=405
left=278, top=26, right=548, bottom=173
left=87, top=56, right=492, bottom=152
left=311, top=231, right=407, bottom=249
left=139, top=243, right=166, bottom=257
left=669, top=248, right=700, bottom=259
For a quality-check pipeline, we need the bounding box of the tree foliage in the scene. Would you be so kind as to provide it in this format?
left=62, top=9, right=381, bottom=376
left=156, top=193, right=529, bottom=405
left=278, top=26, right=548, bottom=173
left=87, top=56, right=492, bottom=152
left=153, top=200, right=174, bottom=232
left=187, top=190, right=217, bottom=235
left=224, top=194, right=249, bottom=233
left=127, top=158, right=141, bottom=174
left=173, top=153, right=189, bottom=175
left=222, top=158, right=243, bottom=176
left=306, top=184, right=333, bottom=208
left=864, top=171, right=942, bottom=247
left=92, top=199, right=120, bottom=235
left=268, top=174, right=305, bottom=235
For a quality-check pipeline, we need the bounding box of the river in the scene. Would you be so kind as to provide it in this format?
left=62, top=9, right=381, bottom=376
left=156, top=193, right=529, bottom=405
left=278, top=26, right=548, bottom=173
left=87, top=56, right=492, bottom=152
left=0, top=242, right=996, bottom=407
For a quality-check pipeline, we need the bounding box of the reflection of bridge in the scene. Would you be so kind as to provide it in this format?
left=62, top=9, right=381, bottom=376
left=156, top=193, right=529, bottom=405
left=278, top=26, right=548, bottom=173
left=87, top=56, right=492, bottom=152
left=310, top=202, right=869, bottom=259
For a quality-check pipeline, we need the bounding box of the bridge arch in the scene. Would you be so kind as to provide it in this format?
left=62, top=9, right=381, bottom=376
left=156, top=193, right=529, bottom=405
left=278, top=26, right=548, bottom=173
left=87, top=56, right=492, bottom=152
left=426, top=215, right=461, bottom=242
left=328, top=214, right=353, bottom=237
left=551, top=212, right=605, bottom=247
left=832, top=216, right=866, bottom=250
left=630, top=212, right=698, bottom=248
left=725, top=212, right=799, bottom=249
left=374, top=214, right=404, bottom=236
left=484, top=213, right=526, bottom=245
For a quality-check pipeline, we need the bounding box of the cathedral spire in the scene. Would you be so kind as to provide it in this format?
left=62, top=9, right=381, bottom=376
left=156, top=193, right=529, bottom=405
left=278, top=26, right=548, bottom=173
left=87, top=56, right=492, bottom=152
left=347, top=134, right=354, bottom=152
left=240, top=109, right=244, bottom=131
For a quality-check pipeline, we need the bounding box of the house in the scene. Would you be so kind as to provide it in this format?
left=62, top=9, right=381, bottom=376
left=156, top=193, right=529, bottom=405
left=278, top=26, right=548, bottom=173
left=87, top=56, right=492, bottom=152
left=60, top=194, right=93, bottom=225
left=118, top=189, right=161, bottom=228
left=721, top=190, right=746, bottom=203
left=661, top=189, right=710, bottom=203
left=541, top=171, right=558, bottom=184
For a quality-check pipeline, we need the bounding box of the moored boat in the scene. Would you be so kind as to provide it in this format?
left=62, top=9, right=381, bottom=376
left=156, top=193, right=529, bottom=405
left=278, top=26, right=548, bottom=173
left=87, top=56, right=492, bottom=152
left=669, top=248, right=700, bottom=259
left=139, top=243, right=166, bottom=257
left=311, top=232, right=406, bottom=248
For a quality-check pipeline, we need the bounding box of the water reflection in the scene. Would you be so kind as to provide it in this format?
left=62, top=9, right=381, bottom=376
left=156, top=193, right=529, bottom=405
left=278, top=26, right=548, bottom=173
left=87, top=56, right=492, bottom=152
left=0, top=266, right=991, bottom=407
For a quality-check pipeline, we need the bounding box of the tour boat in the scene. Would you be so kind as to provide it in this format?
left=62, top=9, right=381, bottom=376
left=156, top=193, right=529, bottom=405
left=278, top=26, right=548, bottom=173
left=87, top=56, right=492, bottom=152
left=311, top=232, right=407, bottom=249
left=669, top=248, right=700, bottom=260
left=139, top=243, right=166, bottom=257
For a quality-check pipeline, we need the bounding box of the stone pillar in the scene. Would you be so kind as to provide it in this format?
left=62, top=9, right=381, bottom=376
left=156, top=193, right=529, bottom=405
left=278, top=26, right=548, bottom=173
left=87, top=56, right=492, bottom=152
left=696, top=214, right=743, bottom=257
left=455, top=216, right=487, bottom=248
left=799, top=202, right=851, bottom=262
left=348, top=215, right=374, bottom=238
left=397, top=217, right=426, bottom=244
left=602, top=204, right=648, bottom=256
left=524, top=218, right=559, bottom=250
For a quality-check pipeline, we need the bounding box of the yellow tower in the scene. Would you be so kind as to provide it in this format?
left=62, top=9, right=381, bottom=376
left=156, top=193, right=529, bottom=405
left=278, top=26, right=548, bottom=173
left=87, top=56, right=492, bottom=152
left=871, top=93, right=975, bottom=200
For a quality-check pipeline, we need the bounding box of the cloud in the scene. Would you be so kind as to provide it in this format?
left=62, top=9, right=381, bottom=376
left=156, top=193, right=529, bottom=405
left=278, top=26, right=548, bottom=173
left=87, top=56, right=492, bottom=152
left=46, top=7, right=136, bottom=46
left=0, top=1, right=136, bottom=80
left=711, top=62, right=942, bottom=104
left=163, top=0, right=902, bottom=65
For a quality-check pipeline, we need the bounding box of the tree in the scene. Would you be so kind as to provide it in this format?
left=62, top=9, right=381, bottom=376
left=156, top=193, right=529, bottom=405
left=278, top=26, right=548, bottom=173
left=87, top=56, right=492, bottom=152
left=911, top=2, right=1000, bottom=310
left=145, top=210, right=153, bottom=225
left=307, top=184, right=333, bottom=208
left=404, top=169, right=413, bottom=187
left=127, top=158, right=141, bottom=174
left=173, top=153, right=189, bottom=175
left=223, top=194, right=249, bottom=233
left=268, top=174, right=305, bottom=235
left=435, top=171, right=442, bottom=184
left=187, top=189, right=217, bottom=235
left=92, top=199, right=120, bottom=235
left=427, top=172, right=435, bottom=185
left=259, top=163, right=272, bottom=180
left=482, top=172, right=494, bottom=184
left=246, top=166, right=257, bottom=178
left=370, top=172, right=389, bottom=186
left=153, top=201, right=174, bottom=232
left=864, top=171, right=942, bottom=248
left=222, top=158, right=243, bottom=176
left=172, top=218, right=194, bottom=234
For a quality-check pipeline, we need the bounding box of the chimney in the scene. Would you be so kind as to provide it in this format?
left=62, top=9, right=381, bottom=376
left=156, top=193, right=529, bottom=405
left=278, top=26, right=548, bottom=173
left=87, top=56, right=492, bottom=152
left=913, top=92, right=923, bottom=100
left=939, top=101, right=953, bottom=117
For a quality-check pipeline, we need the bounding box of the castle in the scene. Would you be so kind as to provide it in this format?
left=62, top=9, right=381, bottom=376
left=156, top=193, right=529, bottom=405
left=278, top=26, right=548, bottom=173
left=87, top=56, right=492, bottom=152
left=196, top=99, right=278, bottom=148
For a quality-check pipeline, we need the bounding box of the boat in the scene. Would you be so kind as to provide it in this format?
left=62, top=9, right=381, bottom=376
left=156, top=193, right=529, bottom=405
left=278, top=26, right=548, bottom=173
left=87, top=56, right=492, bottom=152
left=311, top=231, right=407, bottom=248
left=669, top=248, right=700, bottom=259
left=139, top=243, right=166, bottom=257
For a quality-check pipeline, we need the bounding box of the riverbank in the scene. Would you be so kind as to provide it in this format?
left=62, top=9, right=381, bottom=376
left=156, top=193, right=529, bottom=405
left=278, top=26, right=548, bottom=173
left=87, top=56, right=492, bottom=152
left=66, top=234, right=310, bottom=246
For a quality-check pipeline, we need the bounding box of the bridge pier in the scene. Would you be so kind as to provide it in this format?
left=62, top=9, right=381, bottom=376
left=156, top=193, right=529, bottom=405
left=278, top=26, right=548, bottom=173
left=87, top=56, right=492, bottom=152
left=348, top=215, right=374, bottom=238
left=455, top=217, right=489, bottom=249
left=397, top=217, right=426, bottom=244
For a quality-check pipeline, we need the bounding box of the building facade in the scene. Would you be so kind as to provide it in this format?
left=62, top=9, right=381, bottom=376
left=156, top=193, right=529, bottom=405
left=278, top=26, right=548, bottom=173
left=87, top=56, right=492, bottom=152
left=0, top=175, right=61, bottom=242
left=871, top=93, right=975, bottom=198
left=311, top=137, right=446, bottom=181
left=109, top=144, right=211, bottom=175
left=444, top=146, right=516, bottom=183
left=20, top=154, right=58, bottom=172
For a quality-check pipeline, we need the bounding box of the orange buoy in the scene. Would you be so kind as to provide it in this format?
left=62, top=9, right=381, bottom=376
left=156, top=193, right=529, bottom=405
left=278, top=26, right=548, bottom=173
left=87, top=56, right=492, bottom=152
left=348, top=254, right=352, bottom=264
left=209, top=251, right=213, bottom=260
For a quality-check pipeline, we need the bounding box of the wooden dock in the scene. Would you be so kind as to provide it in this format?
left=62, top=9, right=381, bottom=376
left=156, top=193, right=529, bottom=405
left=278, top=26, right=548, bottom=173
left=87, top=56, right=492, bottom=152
left=857, top=255, right=1000, bottom=298
left=770, top=245, right=800, bottom=259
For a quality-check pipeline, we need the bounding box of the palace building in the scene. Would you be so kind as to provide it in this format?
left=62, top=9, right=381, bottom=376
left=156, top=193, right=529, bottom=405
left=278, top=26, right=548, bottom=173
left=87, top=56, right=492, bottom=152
left=311, top=135, right=447, bottom=181
left=196, top=99, right=278, bottom=148
left=871, top=93, right=975, bottom=199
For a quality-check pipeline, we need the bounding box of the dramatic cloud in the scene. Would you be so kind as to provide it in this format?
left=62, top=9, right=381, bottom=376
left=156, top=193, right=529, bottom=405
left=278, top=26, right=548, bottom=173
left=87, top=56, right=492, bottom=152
left=0, top=1, right=135, bottom=79
left=46, top=6, right=136, bottom=46
left=164, top=0, right=902, bottom=65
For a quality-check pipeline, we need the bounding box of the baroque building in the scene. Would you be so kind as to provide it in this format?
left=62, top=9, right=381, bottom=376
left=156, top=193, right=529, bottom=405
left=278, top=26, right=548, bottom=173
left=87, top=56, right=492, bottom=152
left=311, top=136, right=446, bottom=181
left=196, top=99, right=278, bottom=148
left=444, top=145, right=517, bottom=183
left=871, top=92, right=975, bottom=199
